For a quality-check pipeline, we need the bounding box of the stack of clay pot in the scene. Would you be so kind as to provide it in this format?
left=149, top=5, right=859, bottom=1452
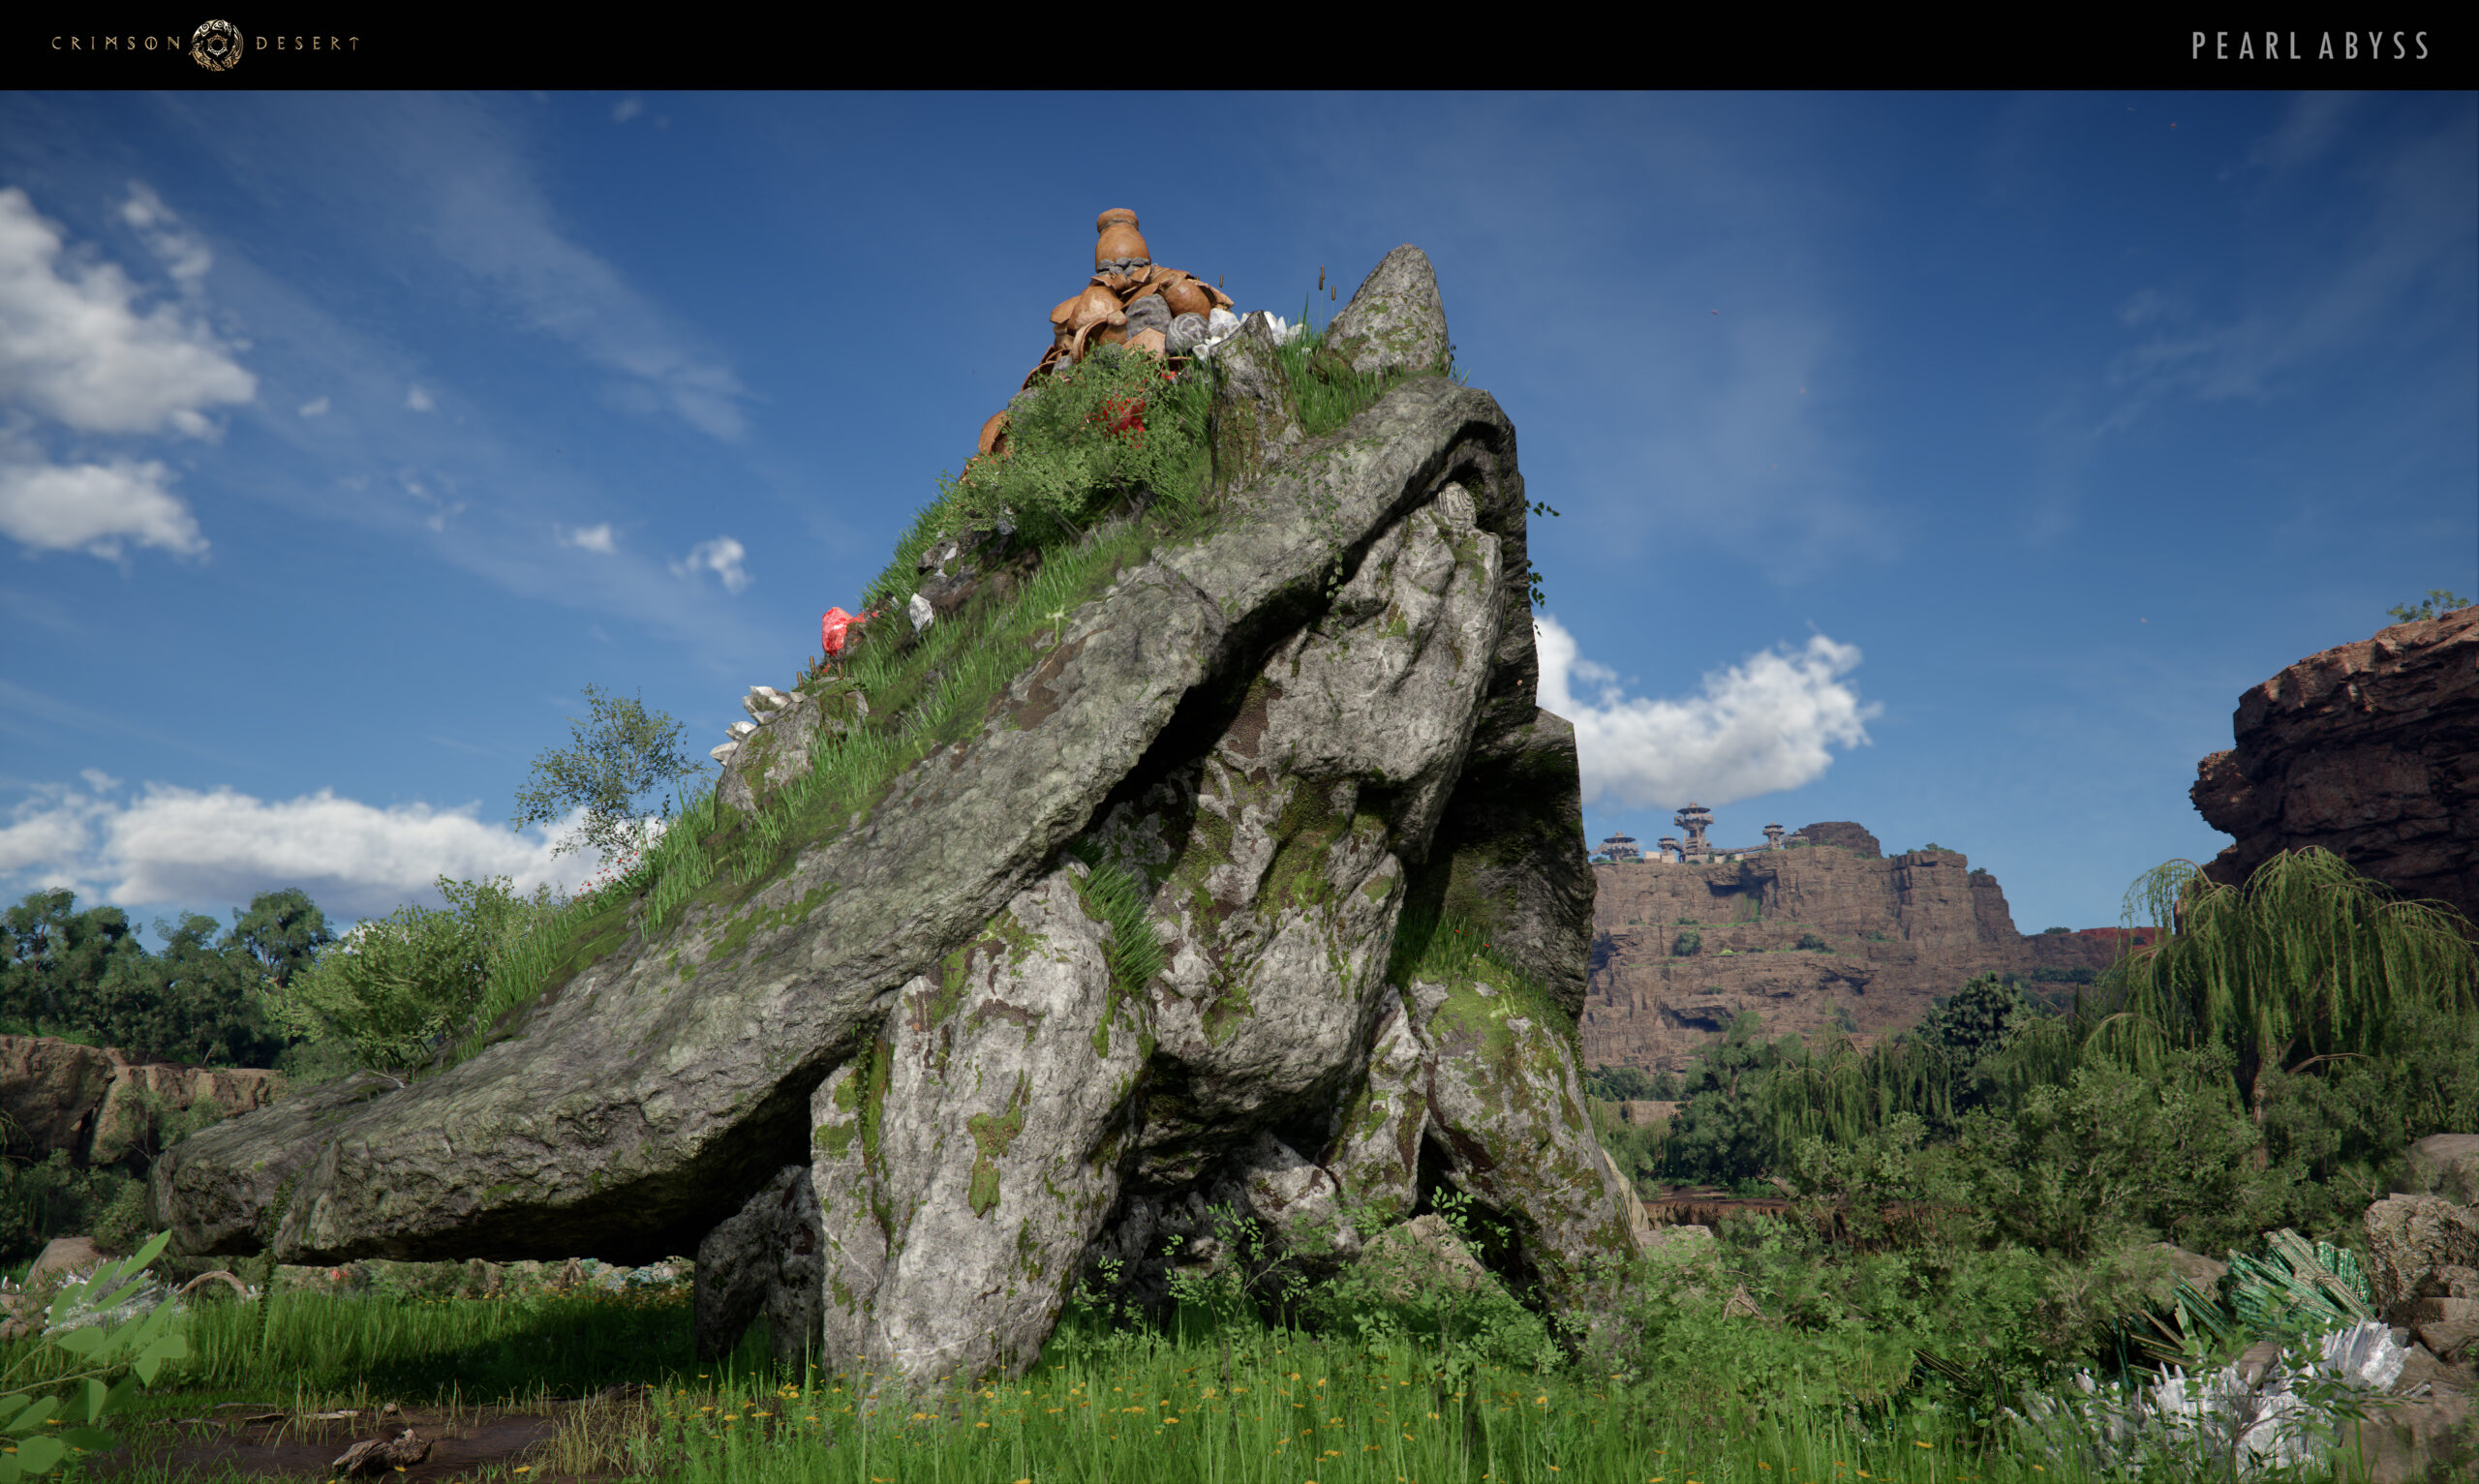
left=977, top=209, right=1236, bottom=459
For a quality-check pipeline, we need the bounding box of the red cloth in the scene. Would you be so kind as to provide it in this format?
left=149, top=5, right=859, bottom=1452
left=821, top=605, right=873, bottom=657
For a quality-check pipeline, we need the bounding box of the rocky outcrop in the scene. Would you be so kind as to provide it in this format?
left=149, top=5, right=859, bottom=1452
left=1581, top=842, right=2140, bottom=1076
left=2191, top=606, right=2479, bottom=927
left=1314, top=246, right=1451, bottom=379
left=0, top=1035, right=281, bottom=1167
left=153, top=247, right=1640, bottom=1385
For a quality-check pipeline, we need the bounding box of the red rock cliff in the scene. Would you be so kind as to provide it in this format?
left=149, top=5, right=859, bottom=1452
left=2190, top=606, right=2479, bottom=926
left=1581, top=833, right=2139, bottom=1076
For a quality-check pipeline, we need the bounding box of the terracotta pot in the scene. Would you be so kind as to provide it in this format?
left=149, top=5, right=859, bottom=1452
left=978, top=410, right=1010, bottom=457
left=1094, top=208, right=1148, bottom=266
left=1160, top=277, right=1212, bottom=319
left=1123, top=327, right=1168, bottom=357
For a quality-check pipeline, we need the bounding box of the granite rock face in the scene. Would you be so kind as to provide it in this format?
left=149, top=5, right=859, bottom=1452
left=2191, top=606, right=2479, bottom=927
left=1315, top=245, right=1451, bottom=378
left=154, top=249, right=1638, bottom=1385
left=1580, top=842, right=2135, bottom=1076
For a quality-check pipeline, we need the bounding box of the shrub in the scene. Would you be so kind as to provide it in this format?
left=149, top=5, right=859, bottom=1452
left=1796, top=931, right=1830, bottom=952
left=266, top=875, right=555, bottom=1072
left=1670, top=926, right=1702, bottom=957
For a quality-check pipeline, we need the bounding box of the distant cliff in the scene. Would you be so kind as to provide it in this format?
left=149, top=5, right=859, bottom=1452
left=1580, top=829, right=2141, bottom=1076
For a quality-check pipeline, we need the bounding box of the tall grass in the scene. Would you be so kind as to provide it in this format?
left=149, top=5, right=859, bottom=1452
left=70, top=1285, right=2391, bottom=1484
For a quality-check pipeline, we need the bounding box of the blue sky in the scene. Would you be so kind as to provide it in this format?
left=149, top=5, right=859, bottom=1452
left=1, top=91, right=2471, bottom=945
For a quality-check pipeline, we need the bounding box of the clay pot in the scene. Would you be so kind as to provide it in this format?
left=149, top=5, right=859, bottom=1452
left=1124, top=327, right=1168, bottom=357
left=1095, top=208, right=1148, bottom=266
left=978, top=410, right=1010, bottom=457
left=1161, top=277, right=1212, bottom=319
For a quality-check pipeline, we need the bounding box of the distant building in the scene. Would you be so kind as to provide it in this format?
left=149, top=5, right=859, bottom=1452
left=1637, top=805, right=1804, bottom=863
left=1597, top=832, right=1642, bottom=863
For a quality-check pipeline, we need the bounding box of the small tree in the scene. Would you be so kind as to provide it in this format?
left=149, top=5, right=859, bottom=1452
left=510, top=683, right=708, bottom=872
left=2385, top=588, right=2471, bottom=624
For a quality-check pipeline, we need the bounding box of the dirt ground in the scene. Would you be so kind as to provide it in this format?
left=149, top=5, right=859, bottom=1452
left=85, top=1385, right=662, bottom=1483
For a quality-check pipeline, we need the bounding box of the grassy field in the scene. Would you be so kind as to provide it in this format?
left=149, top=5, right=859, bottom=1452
left=0, top=1257, right=2417, bottom=1484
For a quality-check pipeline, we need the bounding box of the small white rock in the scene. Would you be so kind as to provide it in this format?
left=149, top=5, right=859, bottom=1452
left=710, top=742, right=740, bottom=764
left=727, top=720, right=758, bottom=741
left=909, top=591, right=933, bottom=632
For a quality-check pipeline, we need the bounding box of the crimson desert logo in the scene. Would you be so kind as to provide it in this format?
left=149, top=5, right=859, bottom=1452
left=47, top=22, right=362, bottom=65
left=189, top=17, right=240, bottom=69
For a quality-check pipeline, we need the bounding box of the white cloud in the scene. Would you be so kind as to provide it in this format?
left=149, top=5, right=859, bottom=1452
left=1534, top=614, right=1879, bottom=808
left=0, top=455, right=207, bottom=558
left=612, top=97, right=644, bottom=124
left=406, top=384, right=434, bottom=412
left=562, top=522, right=616, bottom=555
left=0, top=777, right=610, bottom=921
left=297, top=395, right=329, bottom=417
left=118, top=182, right=214, bottom=288
left=77, top=768, right=121, bottom=793
left=673, top=534, right=750, bottom=593
left=0, top=186, right=256, bottom=434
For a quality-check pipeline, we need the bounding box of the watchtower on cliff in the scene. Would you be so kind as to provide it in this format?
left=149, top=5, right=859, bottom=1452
left=1673, top=803, right=1713, bottom=859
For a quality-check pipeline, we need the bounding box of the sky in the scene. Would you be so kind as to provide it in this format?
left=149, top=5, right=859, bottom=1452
left=0, top=91, right=2472, bottom=947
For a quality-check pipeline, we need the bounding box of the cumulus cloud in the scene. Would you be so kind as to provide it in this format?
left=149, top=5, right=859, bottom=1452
left=673, top=534, right=750, bottom=593
left=297, top=395, right=329, bottom=417
left=1534, top=614, right=1879, bottom=808
left=0, top=455, right=207, bottom=558
left=0, top=186, right=256, bottom=434
left=406, top=384, right=434, bottom=411
left=0, top=777, right=608, bottom=921
left=612, top=97, right=644, bottom=124
left=561, top=522, right=616, bottom=555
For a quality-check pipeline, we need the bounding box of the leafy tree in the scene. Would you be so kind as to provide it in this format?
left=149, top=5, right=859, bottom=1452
left=1914, top=973, right=2037, bottom=1075
left=510, top=683, right=709, bottom=871
left=225, top=887, right=331, bottom=989
left=1657, top=1013, right=1800, bottom=1186
left=2386, top=588, right=2472, bottom=623
left=82, top=913, right=285, bottom=1067
left=1584, top=1064, right=1676, bottom=1102
left=0, top=889, right=316, bottom=1067
left=0, top=891, right=148, bottom=1035
left=2104, top=850, right=2479, bottom=1159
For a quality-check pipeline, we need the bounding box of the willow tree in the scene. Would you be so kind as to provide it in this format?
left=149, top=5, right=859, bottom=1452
left=2095, top=849, right=2479, bottom=1155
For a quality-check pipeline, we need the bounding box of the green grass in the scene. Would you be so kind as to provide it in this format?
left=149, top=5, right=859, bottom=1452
left=21, top=1278, right=2405, bottom=1484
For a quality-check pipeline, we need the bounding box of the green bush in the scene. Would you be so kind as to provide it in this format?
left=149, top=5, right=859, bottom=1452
left=1795, top=932, right=1830, bottom=952
left=1670, top=926, right=1702, bottom=957
left=266, top=875, right=555, bottom=1072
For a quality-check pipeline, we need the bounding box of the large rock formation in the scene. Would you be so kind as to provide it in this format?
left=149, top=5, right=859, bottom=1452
left=154, top=247, right=1641, bottom=1385
left=2191, top=605, right=2479, bottom=926
left=0, top=1035, right=281, bottom=1167
left=1581, top=839, right=2141, bottom=1076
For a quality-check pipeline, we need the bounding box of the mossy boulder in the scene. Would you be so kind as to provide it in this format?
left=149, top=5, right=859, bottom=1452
left=155, top=248, right=1636, bottom=1384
